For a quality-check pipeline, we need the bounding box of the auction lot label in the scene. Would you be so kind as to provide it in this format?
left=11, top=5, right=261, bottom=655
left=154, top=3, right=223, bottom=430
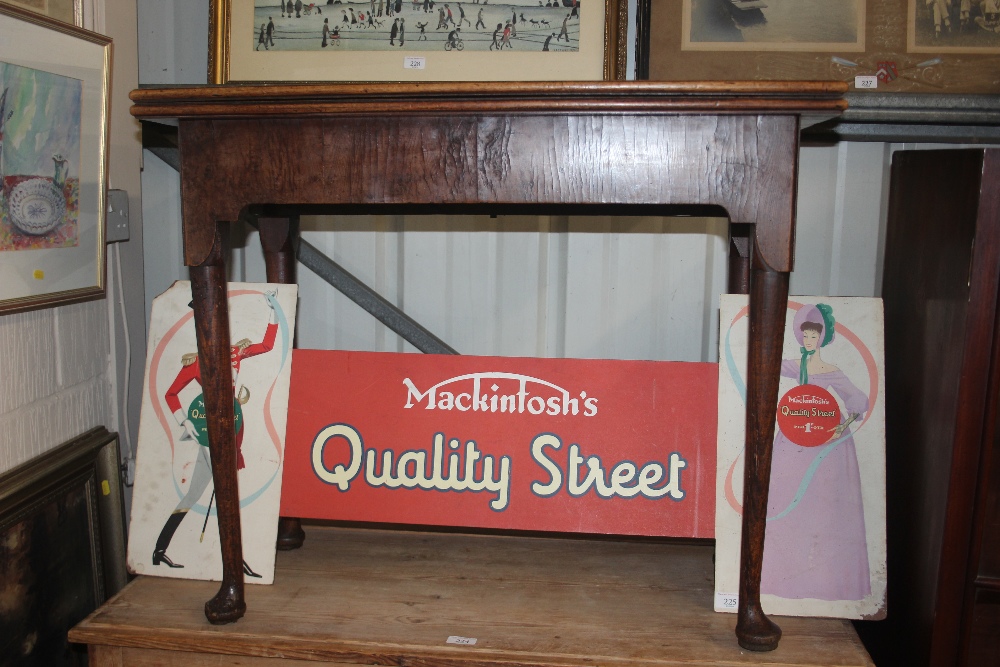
left=282, top=351, right=717, bottom=538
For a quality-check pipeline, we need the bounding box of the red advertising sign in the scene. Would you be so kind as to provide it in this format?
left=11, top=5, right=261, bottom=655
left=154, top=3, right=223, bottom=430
left=282, top=351, right=718, bottom=538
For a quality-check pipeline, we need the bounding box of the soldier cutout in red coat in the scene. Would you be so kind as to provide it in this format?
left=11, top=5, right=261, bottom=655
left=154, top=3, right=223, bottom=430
left=152, top=292, right=279, bottom=577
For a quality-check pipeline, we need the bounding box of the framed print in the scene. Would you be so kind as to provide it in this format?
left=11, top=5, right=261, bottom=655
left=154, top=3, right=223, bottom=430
left=0, top=4, right=110, bottom=314
left=210, top=0, right=630, bottom=83
left=0, top=427, right=127, bottom=665
left=908, top=0, right=1000, bottom=53
left=641, top=0, right=1000, bottom=95
left=0, top=0, right=82, bottom=26
left=683, top=0, right=866, bottom=53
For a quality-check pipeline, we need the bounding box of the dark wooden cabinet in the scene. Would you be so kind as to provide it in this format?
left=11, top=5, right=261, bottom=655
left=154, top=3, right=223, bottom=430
left=859, top=149, right=1000, bottom=666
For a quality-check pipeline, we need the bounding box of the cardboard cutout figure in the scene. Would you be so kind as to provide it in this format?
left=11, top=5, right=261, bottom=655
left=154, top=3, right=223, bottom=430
left=715, top=295, right=886, bottom=620
left=127, top=282, right=297, bottom=585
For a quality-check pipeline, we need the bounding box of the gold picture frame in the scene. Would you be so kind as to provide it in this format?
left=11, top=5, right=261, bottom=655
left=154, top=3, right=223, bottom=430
left=0, top=4, right=111, bottom=314
left=210, top=0, right=630, bottom=84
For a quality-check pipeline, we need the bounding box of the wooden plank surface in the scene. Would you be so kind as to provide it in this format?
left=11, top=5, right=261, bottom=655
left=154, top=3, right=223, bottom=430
left=71, top=526, right=873, bottom=666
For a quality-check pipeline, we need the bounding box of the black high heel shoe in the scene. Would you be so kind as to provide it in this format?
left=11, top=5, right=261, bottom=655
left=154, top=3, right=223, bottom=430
left=152, top=549, right=184, bottom=568
left=243, top=560, right=262, bottom=578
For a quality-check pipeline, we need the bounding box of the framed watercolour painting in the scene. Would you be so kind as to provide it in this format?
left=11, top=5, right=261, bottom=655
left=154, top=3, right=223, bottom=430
left=210, top=0, right=629, bottom=83
left=0, top=4, right=110, bottom=314
left=0, top=0, right=82, bottom=26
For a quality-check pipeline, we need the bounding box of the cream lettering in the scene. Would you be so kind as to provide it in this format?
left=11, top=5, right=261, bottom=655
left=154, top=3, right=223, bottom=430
left=403, top=372, right=598, bottom=417
left=311, top=424, right=364, bottom=491
left=312, top=426, right=689, bottom=512
left=530, top=434, right=563, bottom=496
left=311, top=426, right=511, bottom=511
left=530, top=434, right=687, bottom=501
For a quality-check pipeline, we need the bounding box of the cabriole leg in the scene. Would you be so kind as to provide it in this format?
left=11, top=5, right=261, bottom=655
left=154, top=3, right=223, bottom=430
left=259, top=216, right=305, bottom=551
left=735, top=245, right=787, bottom=652
left=190, top=223, right=246, bottom=624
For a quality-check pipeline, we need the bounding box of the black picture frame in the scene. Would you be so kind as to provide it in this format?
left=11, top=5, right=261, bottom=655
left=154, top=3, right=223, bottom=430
left=0, top=427, right=127, bottom=666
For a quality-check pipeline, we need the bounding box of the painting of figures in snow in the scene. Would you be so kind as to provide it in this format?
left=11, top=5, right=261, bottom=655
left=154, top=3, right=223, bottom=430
left=253, top=0, right=581, bottom=52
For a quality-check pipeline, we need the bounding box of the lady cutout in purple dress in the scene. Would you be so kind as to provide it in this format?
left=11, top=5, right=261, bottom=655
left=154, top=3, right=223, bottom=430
left=760, top=303, right=871, bottom=601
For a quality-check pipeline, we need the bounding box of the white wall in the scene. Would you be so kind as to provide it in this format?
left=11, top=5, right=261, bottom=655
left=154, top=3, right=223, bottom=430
left=0, top=303, right=111, bottom=471
left=235, top=214, right=729, bottom=361
left=0, top=0, right=144, bottom=475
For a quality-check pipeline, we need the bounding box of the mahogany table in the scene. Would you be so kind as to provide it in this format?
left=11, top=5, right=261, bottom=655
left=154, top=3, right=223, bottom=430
left=129, top=81, right=847, bottom=653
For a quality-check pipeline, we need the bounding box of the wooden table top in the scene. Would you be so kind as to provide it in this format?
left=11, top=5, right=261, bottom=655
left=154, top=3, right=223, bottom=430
left=71, top=526, right=873, bottom=666
left=129, top=81, right=848, bottom=120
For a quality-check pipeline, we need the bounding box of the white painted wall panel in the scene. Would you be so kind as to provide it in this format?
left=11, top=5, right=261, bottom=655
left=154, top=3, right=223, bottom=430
left=137, top=0, right=208, bottom=85
left=141, top=150, right=185, bottom=326
left=0, top=310, right=59, bottom=416
left=0, top=301, right=111, bottom=472
left=58, top=301, right=110, bottom=389
left=791, top=142, right=893, bottom=298
left=105, top=0, right=147, bottom=489
left=0, top=379, right=111, bottom=471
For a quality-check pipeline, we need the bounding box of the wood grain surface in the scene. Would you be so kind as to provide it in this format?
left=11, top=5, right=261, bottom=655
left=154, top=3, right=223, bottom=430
left=72, top=526, right=873, bottom=667
left=190, top=225, right=246, bottom=624
left=175, top=113, right=800, bottom=273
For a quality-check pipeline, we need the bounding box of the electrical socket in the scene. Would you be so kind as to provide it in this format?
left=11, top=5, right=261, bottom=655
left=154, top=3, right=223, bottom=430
left=106, top=189, right=129, bottom=243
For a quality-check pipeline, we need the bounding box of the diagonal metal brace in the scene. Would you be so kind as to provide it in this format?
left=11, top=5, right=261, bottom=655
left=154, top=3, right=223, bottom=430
left=244, top=216, right=457, bottom=355
left=295, top=238, right=458, bottom=355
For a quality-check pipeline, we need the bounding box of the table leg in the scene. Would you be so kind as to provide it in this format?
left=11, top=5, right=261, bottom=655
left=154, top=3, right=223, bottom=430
left=190, top=223, right=246, bottom=624
left=258, top=216, right=306, bottom=551
left=734, top=247, right=787, bottom=652
left=728, top=223, right=753, bottom=295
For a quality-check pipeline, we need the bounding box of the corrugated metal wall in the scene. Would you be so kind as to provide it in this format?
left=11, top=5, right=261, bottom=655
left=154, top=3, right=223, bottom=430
left=243, top=214, right=729, bottom=362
